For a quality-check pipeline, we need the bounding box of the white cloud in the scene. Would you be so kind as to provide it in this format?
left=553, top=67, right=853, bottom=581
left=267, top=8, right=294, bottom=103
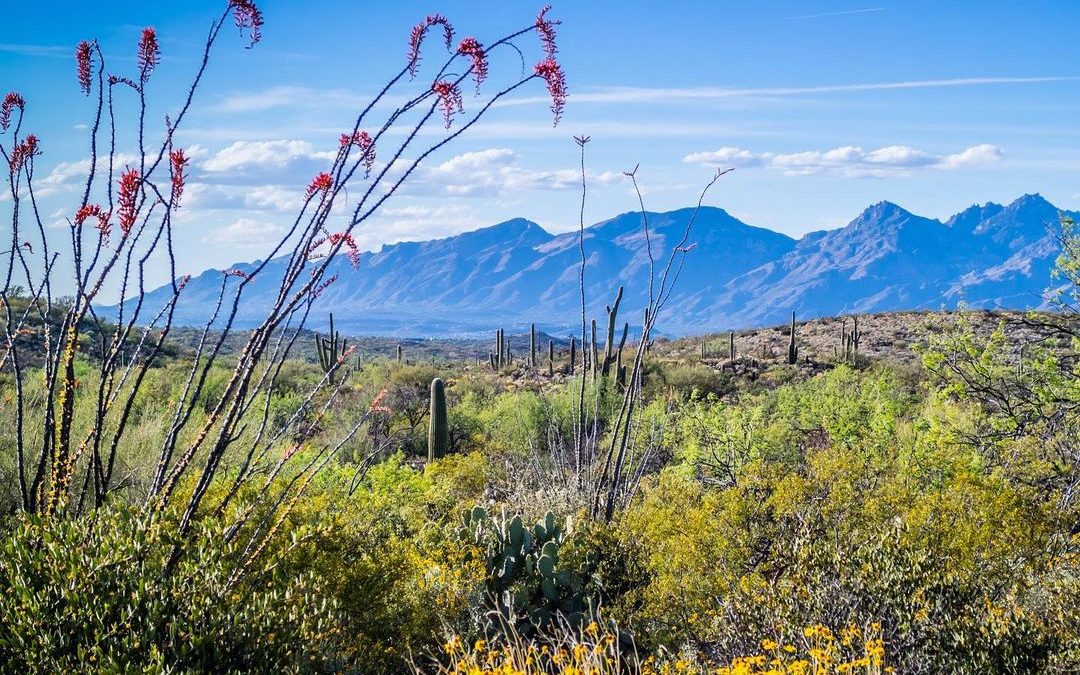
left=684, top=143, right=1003, bottom=177
left=421, top=148, right=620, bottom=196
left=497, top=76, right=1080, bottom=108
left=683, top=147, right=763, bottom=168
left=939, top=143, right=1004, bottom=169
left=201, top=140, right=334, bottom=173
left=202, top=218, right=286, bottom=250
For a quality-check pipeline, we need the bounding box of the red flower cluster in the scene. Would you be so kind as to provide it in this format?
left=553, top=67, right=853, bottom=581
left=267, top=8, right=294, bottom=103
left=533, top=58, right=566, bottom=125
left=311, top=272, right=338, bottom=299
left=170, top=149, right=189, bottom=206
left=306, top=171, right=333, bottom=198
left=432, top=80, right=463, bottom=129
left=369, top=387, right=390, bottom=413
left=536, top=5, right=558, bottom=59
left=456, top=37, right=487, bottom=91
left=117, top=168, right=140, bottom=235
left=177, top=274, right=192, bottom=291
left=230, top=0, right=264, bottom=47
left=225, top=268, right=250, bottom=280
left=137, top=28, right=160, bottom=82
left=340, top=130, right=376, bottom=173
left=0, top=92, right=25, bottom=132
left=74, top=204, right=111, bottom=241
left=9, top=134, right=39, bottom=174
left=407, top=13, right=454, bottom=77
left=327, top=231, right=361, bottom=268
left=76, top=41, right=93, bottom=95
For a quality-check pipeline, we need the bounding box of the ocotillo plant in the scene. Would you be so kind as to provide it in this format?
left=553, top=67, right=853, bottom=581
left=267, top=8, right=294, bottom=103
left=788, top=310, right=800, bottom=365
left=0, top=0, right=568, bottom=561
left=601, top=285, right=624, bottom=377
left=642, top=308, right=651, bottom=356
left=428, top=377, right=449, bottom=462
left=316, top=313, right=348, bottom=384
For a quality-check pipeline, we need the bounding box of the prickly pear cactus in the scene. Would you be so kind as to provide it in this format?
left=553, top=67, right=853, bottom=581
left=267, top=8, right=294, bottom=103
left=459, top=507, right=594, bottom=636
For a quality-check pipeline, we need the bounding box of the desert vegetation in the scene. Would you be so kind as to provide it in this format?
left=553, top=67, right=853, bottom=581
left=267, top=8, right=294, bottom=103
left=2, top=2, right=1080, bottom=673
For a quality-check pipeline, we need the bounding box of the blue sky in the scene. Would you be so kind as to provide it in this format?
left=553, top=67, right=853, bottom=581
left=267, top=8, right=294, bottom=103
left=4, top=1, right=1080, bottom=294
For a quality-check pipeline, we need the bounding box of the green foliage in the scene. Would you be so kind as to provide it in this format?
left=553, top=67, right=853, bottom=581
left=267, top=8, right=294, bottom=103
left=460, top=507, right=597, bottom=636
left=0, top=505, right=337, bottom=673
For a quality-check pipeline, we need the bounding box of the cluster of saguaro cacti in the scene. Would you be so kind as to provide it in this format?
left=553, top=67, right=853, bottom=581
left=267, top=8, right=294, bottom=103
left=787, top=310, right=800, bottom=365
left=460, top=507, right=591, bottom=634
left=490, top=328, right=514, bottom=370
left=586, top=285, right=628, bottom=383
left=427, top=377, right=449, bottom=462
left=315, top=313, right=348, bottom=384
left=839, top=316, right=863, bottom=362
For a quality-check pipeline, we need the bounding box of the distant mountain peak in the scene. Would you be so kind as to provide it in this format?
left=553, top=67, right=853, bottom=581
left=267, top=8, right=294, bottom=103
left=857, top=200, right=911, bottom=221
left=104, top=195, right=1065, bottom=337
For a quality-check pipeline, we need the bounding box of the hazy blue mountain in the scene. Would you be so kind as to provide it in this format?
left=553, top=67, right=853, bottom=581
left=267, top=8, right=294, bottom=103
left=110, top=194, right=1070, bottom=337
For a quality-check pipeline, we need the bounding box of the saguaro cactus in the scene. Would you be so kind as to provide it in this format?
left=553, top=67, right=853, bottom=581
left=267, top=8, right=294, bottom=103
left=787, top=310, right=799, bottom=365
left=589, top=319, right=598, bottom=379
left=729, top=330, right=736, bottom=361
left=428, top=377, right=449, bottom=461
left=548, top=339, right=555, bottom=376
left=530, top=323, right=538, bottom=368
left=315, top=313, right=348, bottom=384
left=601, top=286, right=624, bottom=377
left=568, top=336, right=576, bottom=375
left=396, top=344, right=403, bottom=364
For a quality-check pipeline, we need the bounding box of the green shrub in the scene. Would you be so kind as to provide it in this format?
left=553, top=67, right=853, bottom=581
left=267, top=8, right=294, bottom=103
left=0, top=505, right=338, bottom=673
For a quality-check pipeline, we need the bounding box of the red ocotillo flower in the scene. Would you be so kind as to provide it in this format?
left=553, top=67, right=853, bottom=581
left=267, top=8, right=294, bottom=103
left=369, top=387, right=390, bottom=413
left=311, top=272, right=338, bottom=299
left=306, top=172, right=333, bottom=198
left=9, top=134, right=39, bottom=174
left=137, top=28, right=160, bottom=82
left=456, top=37, right=487, bottom=91
left=76, top=41, right=93, bottom=95
left=0, top=92, right=25, bottom=132
left=340, top=130, right=376, bottom=173
left=432, top=80, right=463, bottom=129
left=407, top=13, right=454, bottom=77
left=117, top=168, right=140, bottom=235
left=534, top=58, right=566, bottom=125
left=536, top=5, right=558, bottom=59
left=74, top=204, right=111, bottom=241
left=169, top=149, right=189, bottom=206
left=230, top=0, right=264, bottom=47
left=328, top=232, right=360, bottom=268
left=225, top=268, right=250, bottom=280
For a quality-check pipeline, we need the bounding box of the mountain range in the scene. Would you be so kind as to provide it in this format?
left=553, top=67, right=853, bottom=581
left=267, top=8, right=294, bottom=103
left=116, top=193, right=1071, bottom=337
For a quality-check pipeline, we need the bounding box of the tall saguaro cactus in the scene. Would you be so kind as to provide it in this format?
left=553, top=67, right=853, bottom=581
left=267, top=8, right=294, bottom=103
left=428, top=377, right=449, bottom=462
left=530, top=323, right=538, bottom=368
left=548, top=339, right=555, bottom=376
left=601, top=286, right=624, bottom=377
left=729, top=330, right=736, bottom=361
left=315, top=313, right=348, bottom=384
left=787, top=310, right=799, bottom=365
left=589, top=319, right=598, bottom=379
left=568, top=336, right=576, bottom=375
